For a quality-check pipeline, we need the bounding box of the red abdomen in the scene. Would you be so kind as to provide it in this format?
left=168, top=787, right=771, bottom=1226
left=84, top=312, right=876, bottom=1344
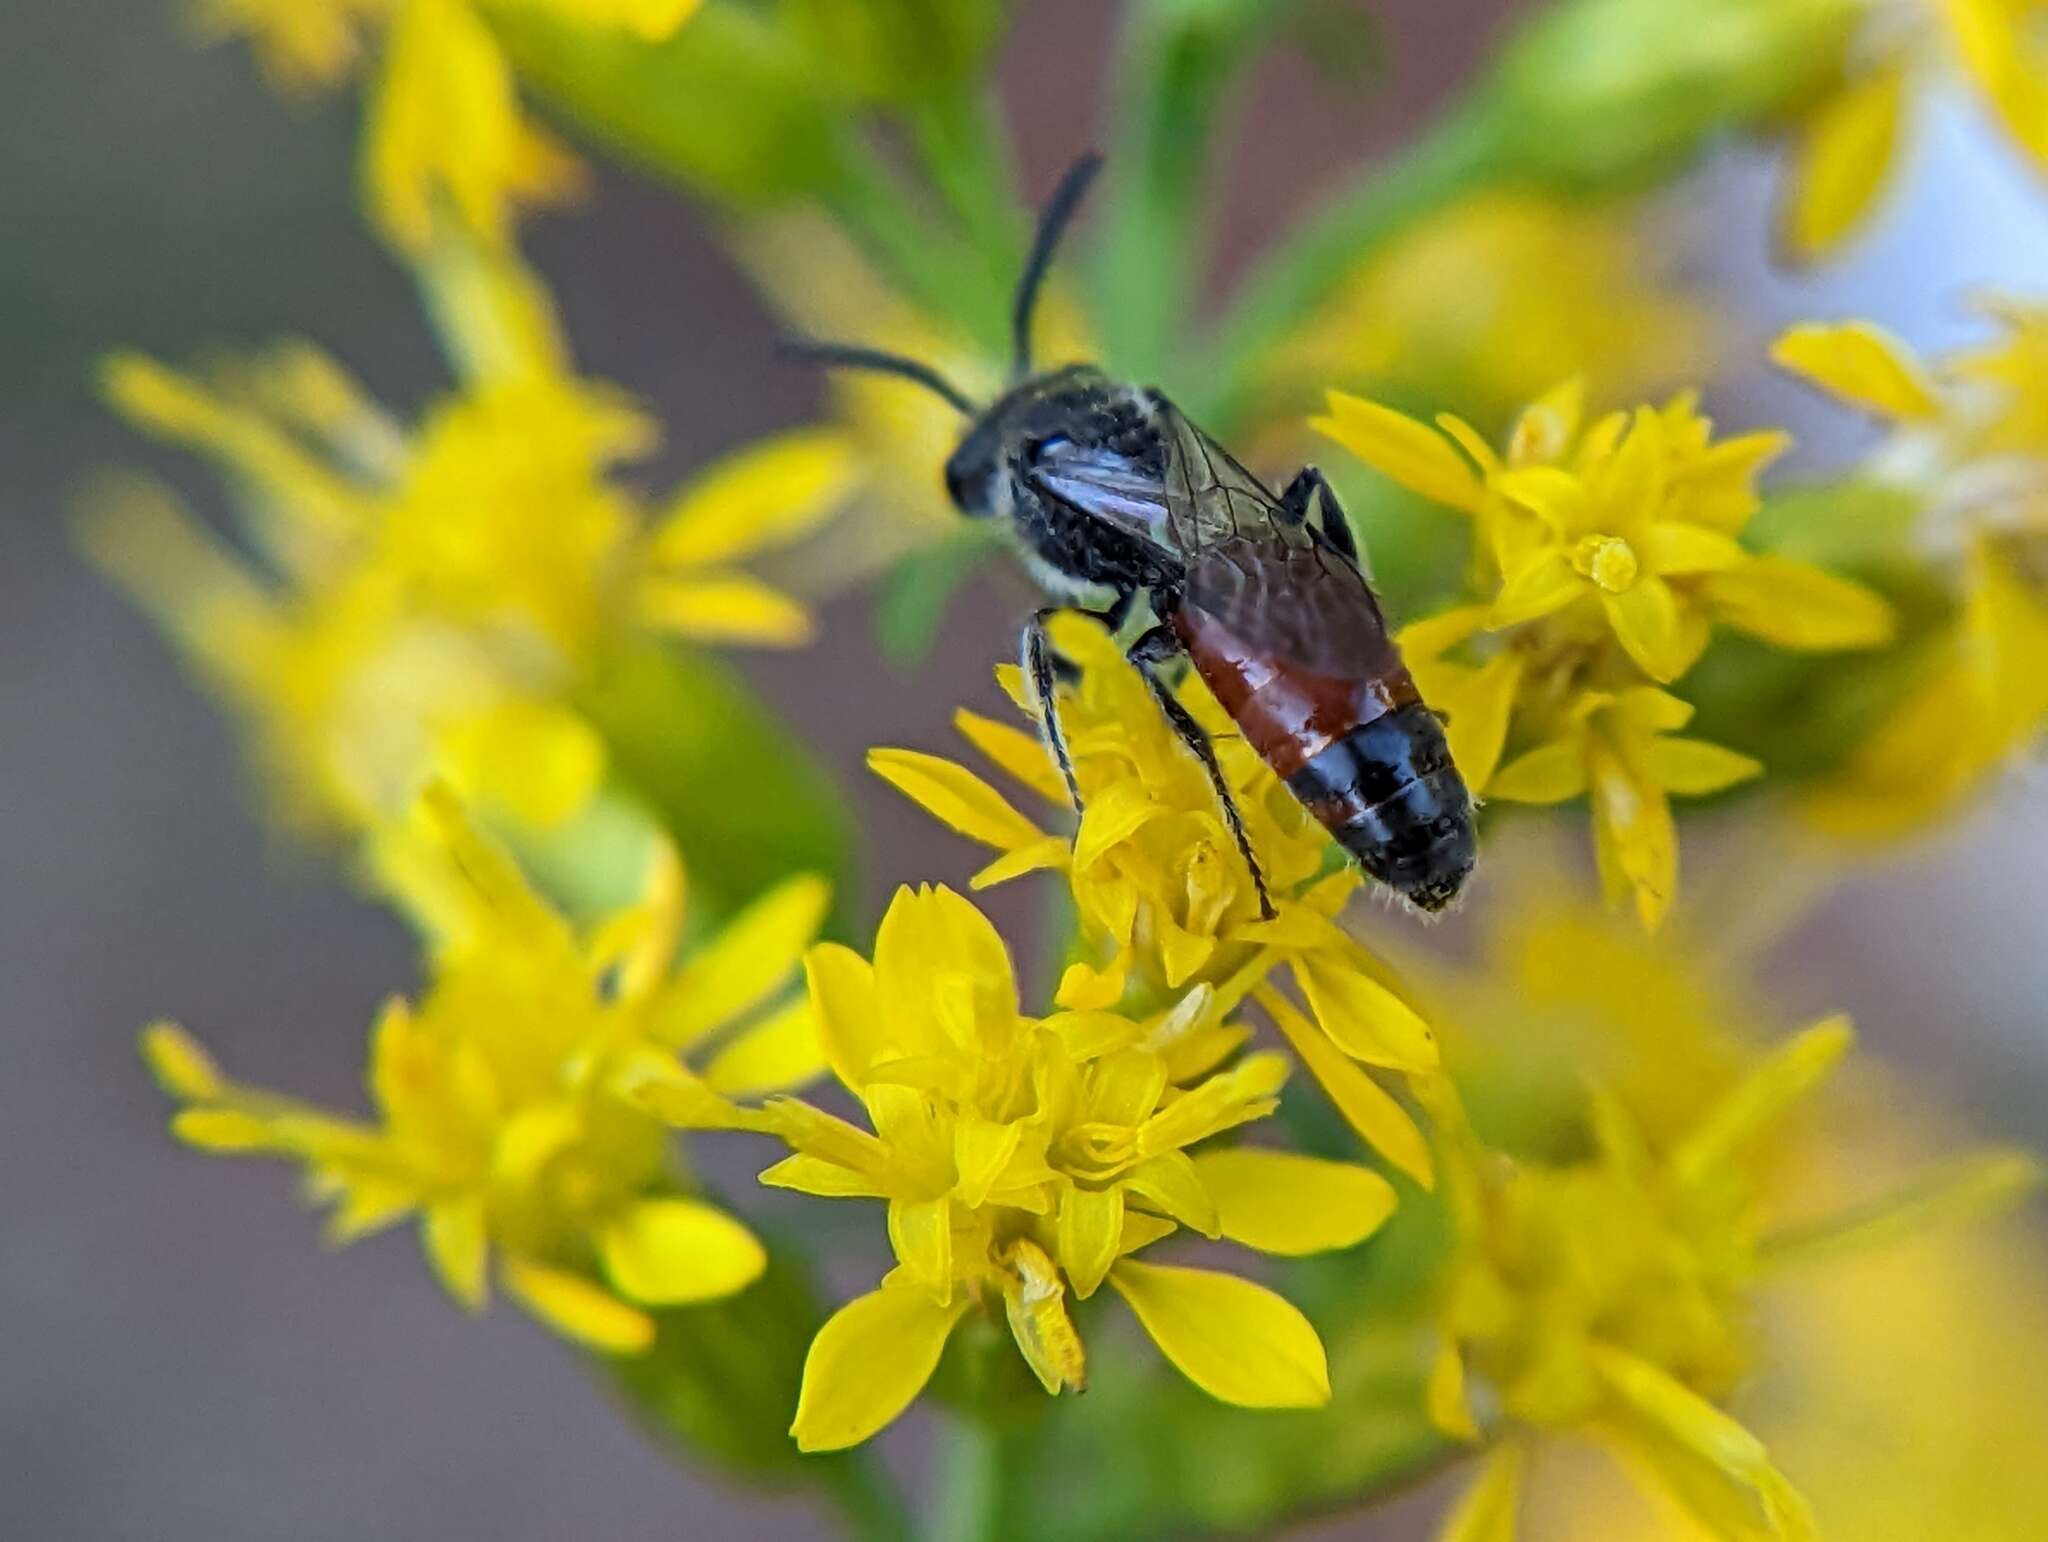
left=1166, top=543, right=1418, bottom=779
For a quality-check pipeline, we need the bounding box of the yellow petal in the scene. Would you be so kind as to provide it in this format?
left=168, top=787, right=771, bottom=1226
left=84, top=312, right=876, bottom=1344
left=139, top=1022, right=225, bottom=1101
left=600, top=1198, right=766, bottom=1305
left=868, top=747, right=1048, bottom=852
left=1428, top=1339, right=1480, bottom=1441
left=1293, top=949, right=1438, bottom=1071
left=701, top=997, right=827, bottom=1096
left=1642, top=737, right=1762, bottom=798
left=1780, top=62, right=1910, bottom=262
left=649, top=428, right=854, bottom=567
left=1641, top=522, right=1747, bottom=576
left=1437, top=1442, right=1524, bottom=1542
left=655, top=873, right=830, bottom=1047
left=1109, top=1260, right=1330, bottom=1408
left=953, top=1115, right=1024, bottom=1210
left=1255, top=987, right=1434, bottom=1189
left=971, top=836, right=1071, bottom=888
left=1489, top=550, right=1584, bottom=628
left=1057, top=1183, right=1126, bottom=1300
left=1770, top=318, right=1940, bottom=419
left=1703, top=555, right=1896, bottom=651
left=1672, top=1016, right=1854, bottom=1183
left=502, top=1259, right=653, bottom=1353
left=1193, top=1148, right=1397, bottom=1255
left=637, top=572, right=813, bottom=646
left=1602, top=574, right=1690, bottom=682
left=170, top=1107, right=281, bottom=1151
left=999, top=1238, right=1087, bottom=1394
left=1589, top=741, right=1678, bottom=929
left=802, top=942, right=889, bottom=1089
left=1487, top=739, right=1589, bottom=804
left=888, top=1197, right=954, bottom=1301
left=1444, top=650, right=1524, bottom=793
left=1593, top=1345, right=1815, bottom=1540
left=423, top=1199, right=489, bottom=1311
left=1312, top=392, right=1485, bottom=513
left=955, top=708, right=1070, bottom=806
left=793, top=1283, right=968, bottom=1450
left=1759, top=1148, right=2044, bottom=1269
left=1948, top=0, right=2048, bottom=168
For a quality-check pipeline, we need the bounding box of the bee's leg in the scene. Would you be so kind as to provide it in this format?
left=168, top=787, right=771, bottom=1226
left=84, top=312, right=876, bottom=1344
left=1127, top=626, right=1277, bottom=921
left=1023, top=608, right=1085, bottom=813
left=1278, top=465, right=1359, bottom=565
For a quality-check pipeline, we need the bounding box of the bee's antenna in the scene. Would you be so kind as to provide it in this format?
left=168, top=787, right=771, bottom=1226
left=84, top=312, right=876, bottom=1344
left=1012, top=151, right=1104, bottom=381
left=780, top=340, right=978, bottom=417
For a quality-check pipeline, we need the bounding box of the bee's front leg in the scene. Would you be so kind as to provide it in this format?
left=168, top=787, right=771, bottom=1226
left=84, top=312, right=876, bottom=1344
left=1022, top=608, right=1085, bottom=813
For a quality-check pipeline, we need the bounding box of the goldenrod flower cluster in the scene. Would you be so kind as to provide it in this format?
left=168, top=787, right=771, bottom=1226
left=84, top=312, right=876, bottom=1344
left=85, top=240, right=844, bottom=837
left=195, top=0, right=702, bottom=250
left=1775, top=302, right=2048, bottom=835
left=142, top=782, right=827, bottom=1352
left=1315, top=380, right=1894, bottom=927
left=109, top=0, right=2048, bottom=1536
left=679, top=884, right=1396, bottom=1449
left=872, top=613, right=1439, bottom=1189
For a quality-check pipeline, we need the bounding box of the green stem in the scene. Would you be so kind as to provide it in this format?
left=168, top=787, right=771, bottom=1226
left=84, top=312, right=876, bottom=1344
left=904, top=81, right=1022, bottom=317
left=1201, top=94, right=1510, bottom=429
left=1095, top=1, right=1251, bottom=383
left=820, top=1447, right=916, bottom=1542
left=926, top=1412, right=1003, bottom=1542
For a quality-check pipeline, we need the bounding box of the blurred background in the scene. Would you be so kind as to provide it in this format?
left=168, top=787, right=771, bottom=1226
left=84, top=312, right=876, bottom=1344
left=3, top=2, right=2045, bottom=1538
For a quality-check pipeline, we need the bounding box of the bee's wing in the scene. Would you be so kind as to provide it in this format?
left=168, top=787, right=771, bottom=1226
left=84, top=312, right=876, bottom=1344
left=1157, top=402, right=1306, bottom=552
left=1024, top=441, right=1180, bottom=557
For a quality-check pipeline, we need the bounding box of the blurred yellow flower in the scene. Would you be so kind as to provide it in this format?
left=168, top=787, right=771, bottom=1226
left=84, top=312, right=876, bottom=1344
left=868, top=612, right=1440, bottom=1188
left=140, top=783, right=832, bottom=1353
left=187, top=0, right=702, bottom=249
left=1773, top=304, right=2048, bottom=835
left=86, top=240, right=846, bottom=836
left=1316, top=380, right=1892, bottom=925
left=685, top=883, right=1392, bottom=1450
left=1267, top=191, right=1715, bottom=426
left=1780, top=0, right=2048, bottom=260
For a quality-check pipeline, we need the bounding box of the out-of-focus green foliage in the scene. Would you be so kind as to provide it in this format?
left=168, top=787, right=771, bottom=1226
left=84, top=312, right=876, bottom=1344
left=577, top=641, right=859, bottom=931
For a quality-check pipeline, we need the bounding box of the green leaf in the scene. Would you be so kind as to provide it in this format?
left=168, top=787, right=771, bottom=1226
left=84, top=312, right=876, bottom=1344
left=576, top=641, right=859, bottom=933
left=875, top=527, right=1003, bottom=667
left=488, top=3, right=849, bottom=207
left=607, top=1230, right=909, bottom=1539
left=779, top=0, right=1011, bottom=106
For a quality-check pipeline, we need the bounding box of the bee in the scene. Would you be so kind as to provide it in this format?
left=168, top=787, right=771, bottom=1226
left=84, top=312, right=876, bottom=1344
left=795, top=154, right=1475, bottom=915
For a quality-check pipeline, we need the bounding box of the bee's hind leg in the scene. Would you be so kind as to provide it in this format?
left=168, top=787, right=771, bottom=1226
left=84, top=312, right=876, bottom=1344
left=1127, top=626, right=1276, bottom=921
left=1278, top=465, right=1359, bottom=566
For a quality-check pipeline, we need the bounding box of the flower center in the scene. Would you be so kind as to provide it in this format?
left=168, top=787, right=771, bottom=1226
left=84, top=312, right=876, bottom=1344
left=1572, top=534, right=1639, bottom=592
left=1054, top=1122, right=1137, bottom=1182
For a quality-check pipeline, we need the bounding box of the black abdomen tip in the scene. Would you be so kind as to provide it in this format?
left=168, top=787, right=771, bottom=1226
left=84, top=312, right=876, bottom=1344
left=1286, top=705, right=1476, bottom=913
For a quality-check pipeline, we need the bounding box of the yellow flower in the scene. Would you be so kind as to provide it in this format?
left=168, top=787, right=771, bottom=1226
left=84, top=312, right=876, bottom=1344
left=139, top=783, right=832, bottom=1352
left=1487, top=687, right=1761, bottom=930
left=1395, top=865, right=2043, bottom=1541
left=188, top=0, right=702, bottom=249
left=85, top=239, right=845, bottom=836
left=1779, top=0, right=2048, bottom=261
left=689, top=884, right=1394, bottom=1450
left=1773, top=305, right=2048, bottom=834
left=1315, top=379, right=1891, bottom=925
left=1267, top=191, right=1715, bottom=428
left=867, top=612, right=1441, bottom=1189
left=1427, top=1018, right=2039, bottom=1541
